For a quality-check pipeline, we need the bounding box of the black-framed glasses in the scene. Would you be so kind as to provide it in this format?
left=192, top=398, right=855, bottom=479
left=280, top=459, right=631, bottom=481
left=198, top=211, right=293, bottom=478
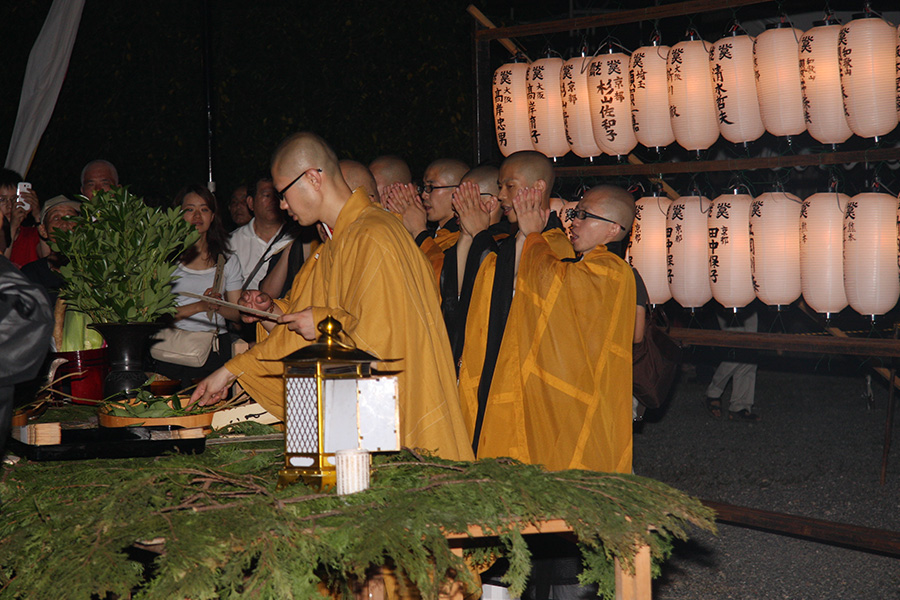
left=419, top=183, right=458, bottom=194
left=276, top=168, right=322, bottom=202
left=566, top=207, right=621, bottom=227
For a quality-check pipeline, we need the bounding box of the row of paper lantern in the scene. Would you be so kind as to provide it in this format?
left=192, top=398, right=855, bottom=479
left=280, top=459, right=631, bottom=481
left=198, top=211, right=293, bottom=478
left=627, top=190, right=900, bottom=317
left=492, top=14, right=900, bottom=157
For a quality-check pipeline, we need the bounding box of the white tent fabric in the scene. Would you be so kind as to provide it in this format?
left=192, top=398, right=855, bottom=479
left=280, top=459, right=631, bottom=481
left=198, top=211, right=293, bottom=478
left=5, top=0, right=86, bottom=177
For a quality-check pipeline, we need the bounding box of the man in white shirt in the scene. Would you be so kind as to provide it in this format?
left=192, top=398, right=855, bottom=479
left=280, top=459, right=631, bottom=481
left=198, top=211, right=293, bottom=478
left=230, top=175, right=294, bottom=291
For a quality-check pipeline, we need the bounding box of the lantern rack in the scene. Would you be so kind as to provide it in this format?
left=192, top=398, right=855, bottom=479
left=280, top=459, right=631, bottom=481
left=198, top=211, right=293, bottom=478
left=469, top=0, right=900, bottom=179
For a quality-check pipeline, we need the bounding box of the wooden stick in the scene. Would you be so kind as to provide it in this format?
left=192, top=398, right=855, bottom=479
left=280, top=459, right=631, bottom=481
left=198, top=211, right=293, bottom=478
left=669, top=327, right=900, bottom=358
left=466, top=5, right=529, bottom=60
left=626, top=154, right=680, bottom=200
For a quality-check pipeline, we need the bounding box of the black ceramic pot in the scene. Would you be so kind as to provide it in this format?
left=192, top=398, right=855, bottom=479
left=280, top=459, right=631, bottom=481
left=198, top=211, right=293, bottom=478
left=89, top=322, right=162, bottom=399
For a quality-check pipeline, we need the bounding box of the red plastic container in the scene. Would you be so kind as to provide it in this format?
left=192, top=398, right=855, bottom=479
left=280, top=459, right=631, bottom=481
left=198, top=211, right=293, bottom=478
left=53, top=348, right=108, bottom=404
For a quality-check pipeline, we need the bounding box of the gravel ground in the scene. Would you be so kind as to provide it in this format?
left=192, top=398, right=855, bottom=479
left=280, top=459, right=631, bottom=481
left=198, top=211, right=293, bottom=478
left=633, top=355, right=900, bottom=600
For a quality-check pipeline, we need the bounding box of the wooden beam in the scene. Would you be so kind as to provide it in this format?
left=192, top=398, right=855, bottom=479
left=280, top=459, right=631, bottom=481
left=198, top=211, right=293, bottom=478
left=466, top=5, right=528, bottom=59
left=475, top=0, right=772, bottom=40
left=704, top=500, right=900, bottom=556
left=669, top=327, right=900, bottom=358
left=555, top=146, right=900, bottom=178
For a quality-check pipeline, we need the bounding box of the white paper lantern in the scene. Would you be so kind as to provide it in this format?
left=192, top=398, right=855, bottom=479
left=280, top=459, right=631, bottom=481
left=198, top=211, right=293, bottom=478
left=708, top=191, right=755, bottom=308
left=800, top=191, right=849, bottom=316
left=896, top=25, right=899, bottom=119
left=492, top=61, right=532, bottom=156
left=709, top=34, right=765, bottom=144
left=838, top=16, right=899, bottom=139
left=668, top=38, right=720, bottom=152
left=749, top=191, right=802, bottom=307
left=843, top=192, right=900, bottom=317
left=630, top=44, right=676, bottom=150
left=629, top=193, right=672, bottom=305
left=527, top=57, right=569, bottom=159
left=754, top=24, right=807, bottom=138
left=667, top=195, right=713, bottom=308
left=799, top=21, right=853, bottom=145
left=560, top=54, right=603, bottom=158
left=588, top=51, right=638, bottom=157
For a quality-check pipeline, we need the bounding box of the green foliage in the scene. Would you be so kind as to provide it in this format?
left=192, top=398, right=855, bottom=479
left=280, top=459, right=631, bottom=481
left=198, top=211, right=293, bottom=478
left=51, top=187, right=199, bottom=323
left=0, top=448, right=716, bottom=599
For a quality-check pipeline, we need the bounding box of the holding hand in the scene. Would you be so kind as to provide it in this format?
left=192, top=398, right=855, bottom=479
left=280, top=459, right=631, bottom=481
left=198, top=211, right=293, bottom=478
left=190, top=366, right=237, bottom=407
left=277, top=307, right=316, bottom=340
left=452, top=181, right=491, bottom=238
left=384, top=183, right=427, bottom=238
left=202, top=287, right=223, bottom=313
left=238, top=289, right=274, bottom=323
left=18, top=188, right=41, bottom=223
left=512, top=187, right=549, bottom=238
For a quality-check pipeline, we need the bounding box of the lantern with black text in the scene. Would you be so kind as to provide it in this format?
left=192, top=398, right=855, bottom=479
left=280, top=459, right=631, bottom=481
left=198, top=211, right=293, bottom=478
left=667, top=195, right=713, bottom=308
left=588, top=50, right=637, bottom=157
left=708, top=191, right=755, bottom=308
left=668, top=36, right=720, bottom=152
left=527, top=56, right=569, bottom=159
left=630, top=43, right=675, bottom=150
left=754, top=23, right=807, bottom=138
left=709, top=33, right=765, bottom=145
left=749, top=191, right=802, bottom=307
left=629, top=192, right=672, bottom=305
left=277, top=317, right=399, bottom=490
left=561, top=53, right=604, bottom=158
left=800, top=20, right=852, bottom=145
left=492, top=61, right=532, bottom=156
left=800, top=191, right=849, bottom=317
left=843, top=192, right=900, bottom=317
left=839, top=15, right=899, bottom=139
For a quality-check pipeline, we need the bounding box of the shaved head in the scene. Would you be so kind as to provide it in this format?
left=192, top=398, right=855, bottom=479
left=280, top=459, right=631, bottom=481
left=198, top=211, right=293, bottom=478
left=501, top=151, right=555, bottom=194
left=423, top=158, right=469, bottom=225
left=461, top=165, right=499, bottom=197
left=340, top=159, right=380, bottom=205
left=369, top=155, right=412, bottom=197
left=271, top=131, right=340, bottom=179
left=583, top=185, right=636, bottom=238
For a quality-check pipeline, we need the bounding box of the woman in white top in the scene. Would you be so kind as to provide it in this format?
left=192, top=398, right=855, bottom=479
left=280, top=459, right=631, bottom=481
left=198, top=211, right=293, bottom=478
left=151, top=185, right=244, bottom=387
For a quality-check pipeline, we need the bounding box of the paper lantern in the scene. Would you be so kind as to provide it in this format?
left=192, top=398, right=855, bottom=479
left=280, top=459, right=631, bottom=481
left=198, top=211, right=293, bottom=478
left=708, top=191, right=755, bottom=308
left=799, top=21, right=852, bottom=145
left=588, top=51, right=638, bottom=157
left=629, top=193, right=672, bottom=305
left=843, top=192, right=900, bottom=317
left=838, top=16, right=899, bottom=139
left=560, top=54, right=603, bottom=158
left=492, top=61, right=532, bottom=156
left=800, top=191, right=849, bottom=316
left=754, top=24, right=807, bottom=138
left=527, top=57, right=569, bottom=159
left=630, top=44, right=675, bottom=150
left=896, top=25, right=899, bottom=119
left=709, top=33, right=765, bottom=144
left=667, top=195, right=712, bottom=308
left=749, top=191, right=802, bottom=307
left=668, top=38, right=720, bottom=152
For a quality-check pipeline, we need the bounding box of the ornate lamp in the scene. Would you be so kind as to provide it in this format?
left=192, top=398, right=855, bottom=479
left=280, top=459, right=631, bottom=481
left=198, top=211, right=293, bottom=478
left=492, top=58, right=533, bottom=156
left=630, top=41, right=675, bottom=151
left=754, top=23, right=807, bottom=140
left=709, top=31, right=765, bottom=145
left=277, top=316, right=399, bottom=490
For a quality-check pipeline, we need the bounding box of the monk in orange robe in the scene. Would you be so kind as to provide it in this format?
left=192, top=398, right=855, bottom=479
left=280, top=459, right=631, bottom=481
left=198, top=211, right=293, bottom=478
left=192, top=132, right=473, bottom=462
left=477, top=185, right=637, bottom=473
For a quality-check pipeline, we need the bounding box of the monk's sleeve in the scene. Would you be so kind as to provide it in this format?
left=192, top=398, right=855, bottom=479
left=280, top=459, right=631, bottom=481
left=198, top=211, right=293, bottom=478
left=519, top=232, right=568, bottom=293
left=419, top=237, right=444, bottom=284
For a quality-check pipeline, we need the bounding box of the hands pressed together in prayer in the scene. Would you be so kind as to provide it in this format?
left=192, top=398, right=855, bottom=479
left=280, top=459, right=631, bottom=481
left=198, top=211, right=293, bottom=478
left=512, top=187, right=549, bottom=237
left=383, top=182, right=427, bottom=237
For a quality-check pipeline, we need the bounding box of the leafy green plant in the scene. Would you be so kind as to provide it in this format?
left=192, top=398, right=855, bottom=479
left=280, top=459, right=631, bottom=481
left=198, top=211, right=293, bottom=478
left=51, top=187, right=198, bottom=323
left=103, top=388, right=204, bottom=418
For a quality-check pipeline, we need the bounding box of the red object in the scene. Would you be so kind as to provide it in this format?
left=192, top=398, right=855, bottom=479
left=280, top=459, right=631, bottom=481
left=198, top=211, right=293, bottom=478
left=53, top=348, right=108, bottom=404
left=9, top=226, right=41, bottom=268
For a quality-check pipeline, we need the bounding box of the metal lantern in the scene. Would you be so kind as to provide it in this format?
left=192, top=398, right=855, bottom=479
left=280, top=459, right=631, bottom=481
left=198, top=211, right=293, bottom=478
left=754, top=23, right=807, bottom=139
left=630, top=43, right=676, bottom=151
left=839, top=15, right=899, bottom=140
left=588, top=50, right=638, bottom=157
left=799, top=20, right=853, bottom=146
left=709, top=32, right=765, bottom=145
left=277, top=316, right=399, bottom=490
left=492, top=59, right=533, bottom=156
left=561, top=52, right=604, bottom=158
left=668, top=36, right=720, bottom=153
left=527, top=56, right=569, bottom=159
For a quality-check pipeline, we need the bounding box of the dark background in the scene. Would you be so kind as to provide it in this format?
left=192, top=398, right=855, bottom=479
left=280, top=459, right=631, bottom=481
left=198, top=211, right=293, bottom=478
left=2, top=1, right=898, bottom=207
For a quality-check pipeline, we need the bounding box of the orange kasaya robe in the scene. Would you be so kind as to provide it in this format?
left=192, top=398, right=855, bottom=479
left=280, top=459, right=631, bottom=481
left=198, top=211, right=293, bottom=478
left=476, top=235, right=636, bottom=473
left=227, top=188, right=474, bottom=462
